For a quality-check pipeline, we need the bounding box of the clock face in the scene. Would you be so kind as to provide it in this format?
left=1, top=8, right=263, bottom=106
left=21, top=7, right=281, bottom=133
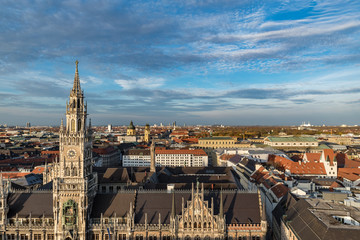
left=67, top=149, right=76, bottom=158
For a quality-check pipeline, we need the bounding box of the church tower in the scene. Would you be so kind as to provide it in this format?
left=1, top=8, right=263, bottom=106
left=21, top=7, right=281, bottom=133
left=53, top=61, right=97, bottom=240
left=144, top=123, right=150, bottom=143
left=127, top=120, right=136, bottom=136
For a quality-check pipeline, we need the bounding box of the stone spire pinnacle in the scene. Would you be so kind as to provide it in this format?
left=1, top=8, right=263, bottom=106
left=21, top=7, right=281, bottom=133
left=171, top=190, right=176, bottom=218
left=219, top=188, right=223, bottom=217
left=150, top=141, right=156, bottom=173
left=72, top=60, right=81, bottom=94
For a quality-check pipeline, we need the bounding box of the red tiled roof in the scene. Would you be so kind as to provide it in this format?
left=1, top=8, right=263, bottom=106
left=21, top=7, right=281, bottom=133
left=269, top=154, right=326, bottom=175
left=32, top=166, right=50, bottom=174
left=271, top=183, right=288, bottom=198
left=250, top=166, right=268, bottom=182
left=338, top=168, right=360, bottom=182
left=169, top=131, right=189, bottom=136
left=220, top=154, right=236, bottom=160
left=182, top=138, right=198, bottom=144
left=0, top=172, right=29, bottom=179
left=251, top=167, right=288, bottom=199
left=155, top=149, right=207, bottom=156
left=290, top=161, right=326, bottom=175
left=41, top=150, right=59, bottom=155
left=330, top=181, right=344, bottom=189
left=93, top=146, right=117, bottom=155
left=323, top=149, right=336, bottom=166
left=303, top=153, right=321, bottom=163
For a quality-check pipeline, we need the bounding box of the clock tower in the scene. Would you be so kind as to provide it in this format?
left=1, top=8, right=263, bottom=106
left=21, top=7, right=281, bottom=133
left=53, top=61, right=97, bottom=240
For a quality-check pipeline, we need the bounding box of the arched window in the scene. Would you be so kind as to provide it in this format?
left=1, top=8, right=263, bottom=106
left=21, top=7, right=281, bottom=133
left=184, top=222, right=187, bottom=228
left=204, top=222, right=207, bottom=228
left=66, top=167, right=70, bottom=176
left=185, top=236, right=191, bottom=240
left=71, top=120, right=75, bottom=132
left=72, top=167, right=77, bottom=176
left=77, top=99, right=80, bottom=108
left=194, top=222, right=197, bottom=228
left=78, top=119, right=81, bottom=131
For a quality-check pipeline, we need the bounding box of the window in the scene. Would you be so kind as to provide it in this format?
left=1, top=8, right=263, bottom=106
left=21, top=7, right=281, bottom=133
left=91, top=234, right=99, bottom=240
left=119, top=234, right=127, bottom=240
left=7, top=235, right=15, bottom=240
left=109, top=186, right=114, bottom=193
left=47, top=235, right=54, bottom=240
left=20, top=235, right=29, bottom=240
left=34, top=234, right=41, bottom=240
left=71, top=119, right=75, bottom=132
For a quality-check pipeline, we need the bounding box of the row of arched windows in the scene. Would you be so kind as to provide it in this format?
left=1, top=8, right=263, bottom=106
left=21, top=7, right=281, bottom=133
left=65, top=167, right=77, bottom=176
left=70, top=119, right=83, bottom=132
left=184, top=222, right=212, bottom=229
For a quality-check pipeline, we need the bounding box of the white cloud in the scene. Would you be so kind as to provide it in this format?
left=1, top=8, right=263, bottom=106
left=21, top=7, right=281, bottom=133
left=114, top=77, right=166, bottom=89
left=81, top=76, right=103, bottom=85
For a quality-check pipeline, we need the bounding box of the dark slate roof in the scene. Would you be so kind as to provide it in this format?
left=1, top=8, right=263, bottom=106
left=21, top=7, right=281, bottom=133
left=8, top=192, right=53, bottom=218
left=272, top=192, right=298, bottom=227
left=91, top=192, right=136, bottom=218
left=284, top=198, right=360, bottom=239
left=134, top=191, right=261, bottom=225
left=228, top=155, right=242, bottom=165
left=238, top=158, right=257, bottom=172
left=10, top=182, right=27, bottom=190
left=135, top=192, right=191, bottom=225
left=98, top=168, right=130, bottom=183
left=37, top=181, right=53, bottom=190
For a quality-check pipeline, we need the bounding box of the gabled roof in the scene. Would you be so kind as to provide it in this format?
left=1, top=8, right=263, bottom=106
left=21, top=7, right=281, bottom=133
left=304, top=153, right=321, bottom=163
left=270, top=183, right=289, bottom=199
left=99, top=168, right=130, bottom=183
left=134, top=191, right=261, bottom=225
left=338, top=168, right=360, bottom=182
left=91, top=192, right=135, bottom=218
left=8, top=192, right=53, bottom=218
left=268, top=154, right=326, bottom=175
left=323, top=149, right=336, bottom=166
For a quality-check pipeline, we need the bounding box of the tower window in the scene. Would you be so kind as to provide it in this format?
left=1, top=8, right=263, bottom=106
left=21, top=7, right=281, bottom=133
left=71, top=119, right=75, bottom=132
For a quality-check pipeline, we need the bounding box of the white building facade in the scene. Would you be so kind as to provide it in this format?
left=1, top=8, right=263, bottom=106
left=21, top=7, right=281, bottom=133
left=155, top=149, right=208, bottom=167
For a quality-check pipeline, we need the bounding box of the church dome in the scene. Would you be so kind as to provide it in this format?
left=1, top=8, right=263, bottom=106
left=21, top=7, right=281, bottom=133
left=128, top=121, right=135, bottom=129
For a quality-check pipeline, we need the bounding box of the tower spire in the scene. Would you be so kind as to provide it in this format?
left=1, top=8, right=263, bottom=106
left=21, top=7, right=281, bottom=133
left=72, top=60, right=81, bottom=94
left=219, top=188, right=223, bottom=217
left=171, top=190, right=176, bottom=218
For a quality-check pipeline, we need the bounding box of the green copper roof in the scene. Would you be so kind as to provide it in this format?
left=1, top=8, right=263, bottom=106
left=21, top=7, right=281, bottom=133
left=266, top=136, right=317, bottom=142
left=128, top=121, right=135, bottom=129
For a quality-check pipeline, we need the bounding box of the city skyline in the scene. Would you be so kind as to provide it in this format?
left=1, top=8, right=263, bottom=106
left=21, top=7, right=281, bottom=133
left=1, top=0, right=360, bottom=126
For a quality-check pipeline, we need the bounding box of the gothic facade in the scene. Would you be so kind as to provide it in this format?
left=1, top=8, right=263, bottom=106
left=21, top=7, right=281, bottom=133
left=0, top=62, right=267, bottom=240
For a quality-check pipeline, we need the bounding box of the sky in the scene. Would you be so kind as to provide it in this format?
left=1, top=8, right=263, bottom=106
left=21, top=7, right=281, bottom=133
left=1, top=0, right=360, bottom=126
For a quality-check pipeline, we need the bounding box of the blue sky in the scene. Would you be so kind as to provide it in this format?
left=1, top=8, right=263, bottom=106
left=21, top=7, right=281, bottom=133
left=1, top=0, right=360, bottom=126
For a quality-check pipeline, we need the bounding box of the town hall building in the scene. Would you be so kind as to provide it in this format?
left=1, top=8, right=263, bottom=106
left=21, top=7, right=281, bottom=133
left=0, top=62, right=267, bottom=240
